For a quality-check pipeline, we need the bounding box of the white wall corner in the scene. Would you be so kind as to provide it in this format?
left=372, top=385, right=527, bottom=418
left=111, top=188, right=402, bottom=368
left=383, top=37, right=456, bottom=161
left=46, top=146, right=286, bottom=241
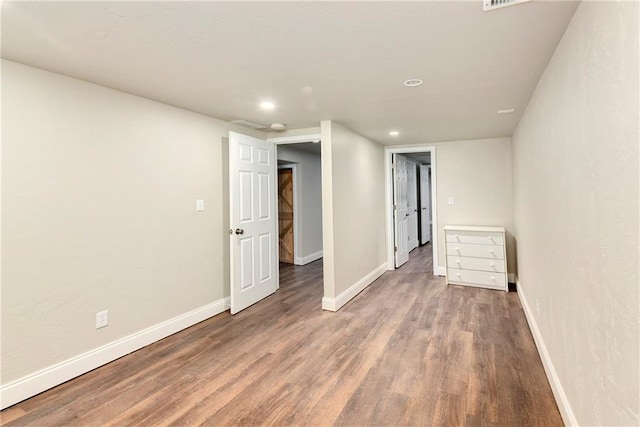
left=321, top=296, right=337, bottom=312
left=321, top=263, right=387, bottom=312
left=0, top=298, right=230, bottom=410
left=295, top=250, right=323, bottom=266
left=516, top=280, right=578, bottom=426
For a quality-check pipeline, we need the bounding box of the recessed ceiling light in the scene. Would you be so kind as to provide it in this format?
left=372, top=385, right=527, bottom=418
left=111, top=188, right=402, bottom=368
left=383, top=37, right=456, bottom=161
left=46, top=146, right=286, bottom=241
left=389, top=131, right=400, bottom=136
left=403, top=79, right=423, bottom=87
left=260, top=101, right=275, bottom=110
left=497, top=108, right=515, bottom=114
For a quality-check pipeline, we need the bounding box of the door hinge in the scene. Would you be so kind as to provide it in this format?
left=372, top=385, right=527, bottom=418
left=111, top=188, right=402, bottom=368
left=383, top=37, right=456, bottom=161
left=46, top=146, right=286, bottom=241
left=393, top=204, right=397, bottom=210
left=394, top=246, right=398, bottom=252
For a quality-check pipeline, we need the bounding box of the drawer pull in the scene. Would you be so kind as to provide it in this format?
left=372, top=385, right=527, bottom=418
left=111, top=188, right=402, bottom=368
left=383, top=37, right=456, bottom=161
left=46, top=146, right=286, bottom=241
left=456, top=236, right=461, bottom=241
left=489, top=249, right=494, bottom=254
left=455, top=260, right=461, bottom=264
left=491, top=276, right=495, bottom=281
left=456, top=273, right=461, bottom=277
left=490, top=263, right=495, bottom=267
left=455, top=247, right=460, bottom=252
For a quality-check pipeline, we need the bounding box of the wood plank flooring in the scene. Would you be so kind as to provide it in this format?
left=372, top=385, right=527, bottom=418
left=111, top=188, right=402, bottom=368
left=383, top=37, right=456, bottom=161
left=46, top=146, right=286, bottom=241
left=1, top=244, right=563, bottom=426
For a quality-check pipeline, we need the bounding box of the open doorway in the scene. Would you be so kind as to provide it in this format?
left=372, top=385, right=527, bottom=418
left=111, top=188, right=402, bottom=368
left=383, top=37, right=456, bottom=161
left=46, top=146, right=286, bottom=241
left=385, top=146, right=440, bottom=275
left=228, top=131, right=324, bottom=314
left=273, top=136, right=324, bottom=304
left=275, top=141, right=323, bottom=267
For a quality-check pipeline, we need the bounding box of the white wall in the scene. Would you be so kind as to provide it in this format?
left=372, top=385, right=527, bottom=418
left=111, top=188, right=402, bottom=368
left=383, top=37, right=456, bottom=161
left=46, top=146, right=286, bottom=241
left=320, top=121, right=386, bottom=309
left=1, top=61, right=263, bottom=390
left=437, top=138, right=514, bottom=274
left=511, top=2, right=639, bottom=425
left=276, top=145, right=323, bottom=263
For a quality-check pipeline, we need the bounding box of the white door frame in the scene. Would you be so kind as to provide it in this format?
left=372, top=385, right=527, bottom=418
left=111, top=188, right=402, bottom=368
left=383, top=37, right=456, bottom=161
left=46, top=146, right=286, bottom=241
left=277, top=163, right=300, bottom=264
left=384, top=145, right=440, bottom=276
left=268, top=133, right=321, bottom=145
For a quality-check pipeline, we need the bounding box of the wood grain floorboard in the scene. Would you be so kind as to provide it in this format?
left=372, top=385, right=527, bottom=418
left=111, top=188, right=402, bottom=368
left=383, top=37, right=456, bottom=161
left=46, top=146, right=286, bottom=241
left=1, top=244, right=563, bottom=426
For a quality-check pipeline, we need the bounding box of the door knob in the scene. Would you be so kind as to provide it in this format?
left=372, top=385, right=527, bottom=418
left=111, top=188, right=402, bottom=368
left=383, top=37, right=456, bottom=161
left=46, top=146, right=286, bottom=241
left=235, top=228, right=244, bottom=235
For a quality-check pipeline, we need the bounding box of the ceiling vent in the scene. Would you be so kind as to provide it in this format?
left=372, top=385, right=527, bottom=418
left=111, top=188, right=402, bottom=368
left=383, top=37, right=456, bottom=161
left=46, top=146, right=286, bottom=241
left=230, top=119, right=287, bottom=132
left=483, top=0, right=530, bottom=12
left=230, top=119, right=268, bottom=130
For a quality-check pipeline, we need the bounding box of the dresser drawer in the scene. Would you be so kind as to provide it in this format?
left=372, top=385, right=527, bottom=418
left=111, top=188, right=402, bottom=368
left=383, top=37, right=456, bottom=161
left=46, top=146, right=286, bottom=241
left=445, top=243, right=504, bottom=260
left=445, top=230, right=504, bottom=246
left=447, top=256, right=505, bottom=273
left=447, top=268, right=507, bottom=290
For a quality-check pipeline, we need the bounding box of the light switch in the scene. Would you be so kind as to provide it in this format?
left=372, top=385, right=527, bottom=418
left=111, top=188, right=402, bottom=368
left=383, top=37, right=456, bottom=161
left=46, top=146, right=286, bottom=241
left=196, top=199, right=205, bottom=211
left=448, top=197, right=455, bottom=205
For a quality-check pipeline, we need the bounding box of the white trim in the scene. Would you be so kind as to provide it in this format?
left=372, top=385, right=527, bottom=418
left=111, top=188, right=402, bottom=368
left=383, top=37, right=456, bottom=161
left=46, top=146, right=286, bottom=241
left=322, top=263, right=386, bottom=312
left=268, top=133, right=321, bottom=145
left=385, top=146, right=440, bottom=275
left=295, top=250, right=323, bottom=266
left=319, top=121, right=336, bottom=311
left=0, top=298, right=229, bottom=410
left=277, top=163, right=300, bottom=265
left=516, top=280, right=577, bottom=426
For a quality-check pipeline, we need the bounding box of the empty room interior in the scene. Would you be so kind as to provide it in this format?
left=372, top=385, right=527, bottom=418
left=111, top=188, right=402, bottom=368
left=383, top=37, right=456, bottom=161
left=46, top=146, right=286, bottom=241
left=1, top=1, right=638, bottom=426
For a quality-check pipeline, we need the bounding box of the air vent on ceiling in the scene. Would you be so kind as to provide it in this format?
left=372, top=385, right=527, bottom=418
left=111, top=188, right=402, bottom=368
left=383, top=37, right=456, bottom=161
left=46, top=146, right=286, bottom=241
left=483, top=0, right=530, bottom=12
left=229, top=119, right=287, bottom=132
left=230, top=119, right=268, bottom=130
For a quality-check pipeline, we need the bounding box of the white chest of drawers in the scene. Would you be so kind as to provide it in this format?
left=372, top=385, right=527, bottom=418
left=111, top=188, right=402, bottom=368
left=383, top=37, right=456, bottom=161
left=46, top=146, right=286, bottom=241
left=444, top=225, right=508, bottom=291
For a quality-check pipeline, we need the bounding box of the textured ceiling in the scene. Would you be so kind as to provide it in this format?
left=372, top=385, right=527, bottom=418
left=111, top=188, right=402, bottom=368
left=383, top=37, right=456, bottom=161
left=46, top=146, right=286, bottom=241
left=1, top=1, right=579, bottom=145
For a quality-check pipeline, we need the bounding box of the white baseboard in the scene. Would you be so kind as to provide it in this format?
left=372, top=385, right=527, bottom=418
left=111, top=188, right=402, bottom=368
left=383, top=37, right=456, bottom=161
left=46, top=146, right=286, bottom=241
left=322, top=263, right=387, bottom=312
left=508, top=273, right=516, bottom=283
left=516, top=280, right=577, bottom=426
left=295, top=250, right=323, bottom=266
left=0, top=297, right=230, bottom=410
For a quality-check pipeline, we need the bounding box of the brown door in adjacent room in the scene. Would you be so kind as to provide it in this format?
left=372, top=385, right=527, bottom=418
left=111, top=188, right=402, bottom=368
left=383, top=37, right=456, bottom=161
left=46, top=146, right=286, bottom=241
left=278, top=168, right=294, bottom=264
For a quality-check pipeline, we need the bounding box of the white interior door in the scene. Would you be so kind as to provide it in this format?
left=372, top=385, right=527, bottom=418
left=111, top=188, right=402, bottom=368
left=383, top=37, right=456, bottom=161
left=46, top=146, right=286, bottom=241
left=420, top=164, right=432, bottom=245
left=393, top=154, right=409, bottom=267
left=406, top=161, right=419, bottom=251
left=229, top=132, right=278, bottom=314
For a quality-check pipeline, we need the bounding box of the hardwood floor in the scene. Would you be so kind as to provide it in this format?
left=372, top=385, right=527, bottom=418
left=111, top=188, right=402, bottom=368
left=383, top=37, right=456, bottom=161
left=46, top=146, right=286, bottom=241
left=1, top=245, right=563, bottom=426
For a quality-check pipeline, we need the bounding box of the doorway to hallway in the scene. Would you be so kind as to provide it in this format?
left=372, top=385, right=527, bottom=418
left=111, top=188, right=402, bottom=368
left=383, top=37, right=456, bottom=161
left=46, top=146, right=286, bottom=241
left=385, top=146, right=440, bottom=275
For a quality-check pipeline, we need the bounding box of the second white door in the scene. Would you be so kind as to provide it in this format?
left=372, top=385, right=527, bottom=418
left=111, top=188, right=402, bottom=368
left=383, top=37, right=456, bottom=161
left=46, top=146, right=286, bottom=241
left=393, top=154, right=409, bottom=267
left=420, top=164, right=432, bottom=245
left=406, top=161, right=419, bottom=251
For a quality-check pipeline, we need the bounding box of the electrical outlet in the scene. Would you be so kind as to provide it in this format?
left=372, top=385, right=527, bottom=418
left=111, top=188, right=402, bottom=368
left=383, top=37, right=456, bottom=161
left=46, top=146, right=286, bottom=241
left=96, top=310, right=109, bottom=329
left=196, top=199, right=204, bottom=211
left=448, top=197, right=455, bottom=205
